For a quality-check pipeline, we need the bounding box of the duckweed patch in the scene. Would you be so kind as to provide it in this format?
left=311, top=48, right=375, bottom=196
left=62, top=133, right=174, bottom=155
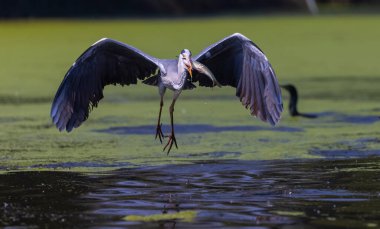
left=124, top=210, right=197, bottom=223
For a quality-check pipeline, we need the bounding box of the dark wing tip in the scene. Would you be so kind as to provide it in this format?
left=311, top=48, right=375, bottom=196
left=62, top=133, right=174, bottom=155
left=268, top=102, right=284, bottom=126
left=237, top=45, right=283, bottom=127
left=265, top=67, right=283, bottom=126
left=50, top=97, right=73, bottom=132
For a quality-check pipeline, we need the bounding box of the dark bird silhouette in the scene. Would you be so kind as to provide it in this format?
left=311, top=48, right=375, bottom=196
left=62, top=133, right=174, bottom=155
left=280, top=84, right=317, bottom=118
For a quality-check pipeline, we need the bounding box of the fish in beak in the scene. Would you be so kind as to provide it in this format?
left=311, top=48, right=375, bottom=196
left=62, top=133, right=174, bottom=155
left=192, top=61, right=221, bottom=87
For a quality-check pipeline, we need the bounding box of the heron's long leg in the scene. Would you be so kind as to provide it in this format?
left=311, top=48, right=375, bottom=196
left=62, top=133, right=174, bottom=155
left=163, top=98, right=178, bottom=154
left=155, top=96, right=165, bottom=143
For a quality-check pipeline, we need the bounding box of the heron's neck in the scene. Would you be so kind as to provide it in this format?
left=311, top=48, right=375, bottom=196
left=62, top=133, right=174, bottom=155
left=172, top=59, right=187, bottom=90
left=177, top=58, right=186, bottom=76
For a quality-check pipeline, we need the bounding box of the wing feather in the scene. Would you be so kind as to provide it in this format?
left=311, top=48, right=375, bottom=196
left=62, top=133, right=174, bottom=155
left=51, top=38, right=162, bottom=132
left=195, top=33, right=283, bottom=126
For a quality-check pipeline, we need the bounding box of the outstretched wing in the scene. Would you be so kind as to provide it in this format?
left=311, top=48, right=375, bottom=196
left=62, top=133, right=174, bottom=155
left=194, top=33, right=283, bottom=126
left=51, top=38, right=163, bottom=132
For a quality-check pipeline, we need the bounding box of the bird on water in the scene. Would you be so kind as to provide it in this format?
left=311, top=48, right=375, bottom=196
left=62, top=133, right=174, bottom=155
left=50, top=33, right=283, bottom=154
left=281, top=84, right=317, bottom=119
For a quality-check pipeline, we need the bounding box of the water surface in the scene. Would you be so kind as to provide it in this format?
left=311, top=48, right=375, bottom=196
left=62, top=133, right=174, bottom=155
left=1, top=158, right=379, bottom=228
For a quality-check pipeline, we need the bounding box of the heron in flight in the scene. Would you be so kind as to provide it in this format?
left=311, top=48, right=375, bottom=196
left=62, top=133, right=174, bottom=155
left=51, top=33, right=283, bottom=154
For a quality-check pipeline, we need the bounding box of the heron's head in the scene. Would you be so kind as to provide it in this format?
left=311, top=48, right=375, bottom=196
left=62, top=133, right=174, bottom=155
left=180, top=49, right=193, bottom=78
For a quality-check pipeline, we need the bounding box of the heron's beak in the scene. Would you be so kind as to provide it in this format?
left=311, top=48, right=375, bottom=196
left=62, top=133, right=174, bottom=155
left=186, top=61, right=193, bottom=78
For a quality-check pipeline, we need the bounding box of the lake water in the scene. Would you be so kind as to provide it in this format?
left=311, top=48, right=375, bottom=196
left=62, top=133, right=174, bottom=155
left=1, top=157, right=379, bottom=228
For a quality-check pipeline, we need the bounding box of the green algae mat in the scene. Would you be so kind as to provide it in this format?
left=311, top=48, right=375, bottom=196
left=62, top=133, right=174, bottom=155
left=1, top=16, right=380, bottom=171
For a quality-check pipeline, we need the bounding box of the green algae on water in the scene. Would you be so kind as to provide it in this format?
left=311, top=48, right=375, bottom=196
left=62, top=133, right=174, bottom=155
left=123, top=210, right=197, bottom=223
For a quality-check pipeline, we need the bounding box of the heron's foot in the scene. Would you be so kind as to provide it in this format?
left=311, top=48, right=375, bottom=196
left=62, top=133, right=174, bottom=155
left=155, top=123, right=165, bottom=143
left=163, top=133, right=178, bottom=155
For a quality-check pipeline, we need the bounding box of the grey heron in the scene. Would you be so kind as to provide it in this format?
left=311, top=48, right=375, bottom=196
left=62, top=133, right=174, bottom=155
left=51, top=33, right=283, bottom=154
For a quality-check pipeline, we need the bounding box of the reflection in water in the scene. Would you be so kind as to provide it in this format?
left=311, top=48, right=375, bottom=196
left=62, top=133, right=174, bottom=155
left=1, top=158, right=380, bottom=228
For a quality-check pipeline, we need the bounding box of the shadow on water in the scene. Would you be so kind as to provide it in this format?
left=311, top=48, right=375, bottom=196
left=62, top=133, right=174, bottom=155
left=96, top=124, right=302, bottom=135
left=96, top=113, right=379, bottom=137
left=311, top=149, right=380, bottom=159
left=284, top=111, right=379, bottom=124
left=316, top=112, right=380, bottom=124
left=1, top=158, right=380, bottom=228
